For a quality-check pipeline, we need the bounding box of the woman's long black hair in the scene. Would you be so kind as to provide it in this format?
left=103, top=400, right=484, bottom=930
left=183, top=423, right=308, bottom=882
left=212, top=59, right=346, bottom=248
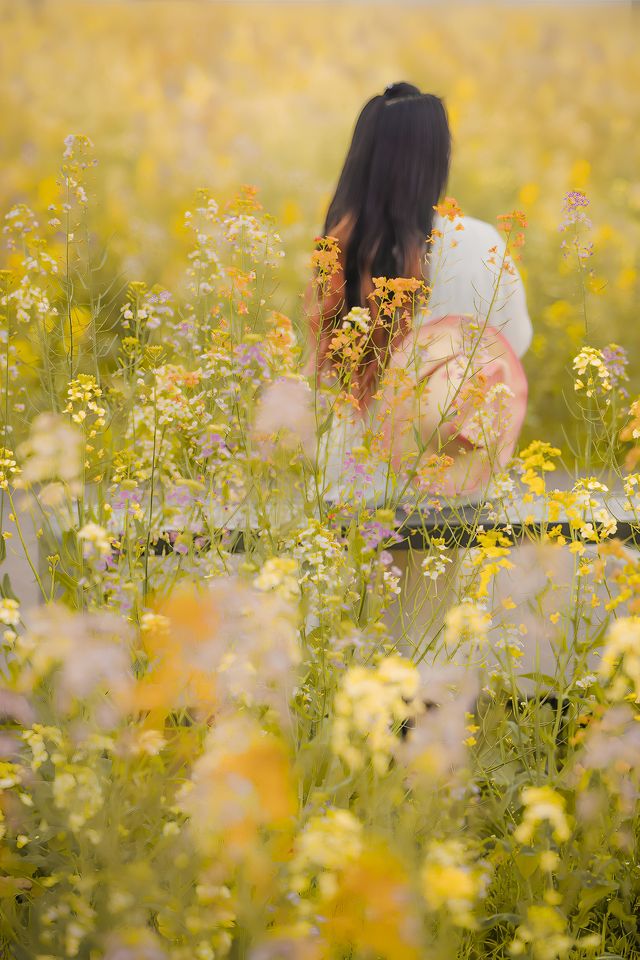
left=323, top=82, right=452, bottom=314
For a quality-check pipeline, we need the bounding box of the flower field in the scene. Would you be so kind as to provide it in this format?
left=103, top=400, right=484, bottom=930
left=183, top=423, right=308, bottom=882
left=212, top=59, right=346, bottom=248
left=0, top=2, right=639, bottom=959
left=1, top=0, right=639, bottom=441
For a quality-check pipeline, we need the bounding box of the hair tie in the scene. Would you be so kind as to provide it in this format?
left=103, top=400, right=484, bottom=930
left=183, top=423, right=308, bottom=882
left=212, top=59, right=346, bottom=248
left=383, top=83, right=424, bottom=105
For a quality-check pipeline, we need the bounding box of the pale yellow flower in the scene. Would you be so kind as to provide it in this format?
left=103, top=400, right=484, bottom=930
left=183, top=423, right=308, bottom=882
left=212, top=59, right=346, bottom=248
left=0, top=447, right=19, bottom=490
left=332, top=656, right=422, bottom=774
left=420, top=838, right=491, bottom=929
left=0, top=597, right=20, bottom=627
left=572, top=346, right=612, bottom=399
left=254, top=557, right=300, bottom=600
left=598, top=615, right=640, bottom=701
left=291, top=808, right=363, bottom=900
left=78, top=522, right=112, bottom=557
left=514, top=786, right=572, bottom=845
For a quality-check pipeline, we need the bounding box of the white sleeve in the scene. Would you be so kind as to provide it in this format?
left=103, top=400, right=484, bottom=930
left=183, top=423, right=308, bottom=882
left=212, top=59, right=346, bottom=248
left=425, top=216, right=533, bottom=359
left=480, top=227, right=533, bottom=359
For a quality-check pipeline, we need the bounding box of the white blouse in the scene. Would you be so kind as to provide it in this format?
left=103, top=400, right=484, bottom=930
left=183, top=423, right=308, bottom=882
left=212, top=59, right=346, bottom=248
left=423, top=212, right=532, bottom=358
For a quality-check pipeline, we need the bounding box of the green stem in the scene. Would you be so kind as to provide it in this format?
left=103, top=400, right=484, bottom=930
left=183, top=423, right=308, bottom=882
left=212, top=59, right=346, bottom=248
left=7, top=488, right=47, bottom=601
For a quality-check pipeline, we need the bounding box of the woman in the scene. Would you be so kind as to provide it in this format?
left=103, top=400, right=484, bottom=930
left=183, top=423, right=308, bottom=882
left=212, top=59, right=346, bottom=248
left=303, top=81, right=532, bottom=655
left=304, top=81, right=531, bottom=506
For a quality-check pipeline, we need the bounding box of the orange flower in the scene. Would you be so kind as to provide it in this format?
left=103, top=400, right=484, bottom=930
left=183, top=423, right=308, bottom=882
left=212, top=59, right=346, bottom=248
left=497, top=210, right=528, bottom=233
left=434, top=196, right=463, bottom=221
left=178, top=714, right=296, bottom=857
left=131, top=584, right=219, bottom=719
left=322, top=842, right=421, bottom=960
left=226, top=183, right=263, bottom=214
left=368, top=276, right=428, bottom=322
left=496, top=210, right=528, bottom=258
left=311, top=235, right=342, bottom=284
left=265, top=310, right=298, bottom=367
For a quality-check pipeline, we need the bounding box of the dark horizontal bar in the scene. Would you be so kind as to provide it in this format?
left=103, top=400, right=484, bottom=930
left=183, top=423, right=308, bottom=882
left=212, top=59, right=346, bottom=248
left=392, top=518, right=640, bottom=550
left=127, top=503, right=639, bottom=556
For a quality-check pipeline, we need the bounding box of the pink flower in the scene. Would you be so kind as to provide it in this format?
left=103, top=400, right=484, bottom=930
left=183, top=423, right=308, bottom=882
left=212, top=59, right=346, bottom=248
left=253, top=377, right=316, bottom=457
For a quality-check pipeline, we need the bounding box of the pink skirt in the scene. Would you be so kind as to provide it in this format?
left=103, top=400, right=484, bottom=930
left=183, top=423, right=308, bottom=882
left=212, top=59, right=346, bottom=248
left=377, top=314, right=529, bottom=499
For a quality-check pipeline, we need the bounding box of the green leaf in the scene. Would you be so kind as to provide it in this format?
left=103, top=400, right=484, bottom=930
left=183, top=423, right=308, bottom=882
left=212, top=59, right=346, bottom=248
left=608, top=899, right=637, bottom=928
left=316, top=415, right=334, bottom=437
left=48, top=567, right=78, bottom=592
left=478, top=913, right=520, bottom=931
left=0, top=572, right=17, bottom=600
left=518, top=672, right=560, bottom=687
left=514, top=850, right=538, bottom=880
left=412, top=422, right=425, bottom=454
left=576, top=882, right=617, bottom=921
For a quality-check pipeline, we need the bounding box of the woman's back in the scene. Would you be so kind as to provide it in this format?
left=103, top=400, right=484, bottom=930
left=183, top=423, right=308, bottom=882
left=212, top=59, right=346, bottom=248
left=310, top=208, right=533, bottom=361
left=425, top=211, right=532, bottom=358
left=315, top=210, right=531, bottom=505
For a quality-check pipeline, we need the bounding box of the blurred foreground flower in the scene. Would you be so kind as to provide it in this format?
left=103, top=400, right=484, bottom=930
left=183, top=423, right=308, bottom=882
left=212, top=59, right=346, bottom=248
left=598, top=615, right=640, bottom=702
left=177, top=713, right=295, bottom=857
left=78, top=522, right=112, bottom=558
left=254, top=556, right=300, bottom=601
left=577, top=703, right=640, bottom=775
left=252, top=376, right=316, bottom=458
left=620, top=395, right=640, bottom=470
left=421, top=838, right=491, bottom=929
left=332, top=656, right=423, bottom=774
left=135, top=577, right=300, bottom=719
left=514, top=786, right=572, bottom=845
left=291, top=807, right=363, bottom=901
left=15, top=605, right=133, bottom=718
left=396, top=665, right=478, bottom=783
left=510, top=905, right=573, bottom=960
left=321, top=841, right=421, bottom=960
left=443, top=600, right=491, bottom=658
left=103, top=928, right=168, bottom=960
left=15, top=412, right=83, bottom=495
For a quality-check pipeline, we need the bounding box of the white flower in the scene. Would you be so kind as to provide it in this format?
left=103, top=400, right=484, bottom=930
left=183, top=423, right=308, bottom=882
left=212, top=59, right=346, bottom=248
left=421, top=538, right=453, bottom=581
left=341, top=306, right=371, bottom=334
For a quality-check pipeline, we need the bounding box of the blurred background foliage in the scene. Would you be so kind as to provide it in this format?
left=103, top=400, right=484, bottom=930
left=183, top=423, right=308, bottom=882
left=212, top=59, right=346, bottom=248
left=0, top=0, right=638, bottom=443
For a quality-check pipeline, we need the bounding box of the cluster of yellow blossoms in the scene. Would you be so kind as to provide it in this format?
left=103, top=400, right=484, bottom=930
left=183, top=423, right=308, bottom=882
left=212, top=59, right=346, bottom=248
left=332, top=656, right=422, bottom=773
